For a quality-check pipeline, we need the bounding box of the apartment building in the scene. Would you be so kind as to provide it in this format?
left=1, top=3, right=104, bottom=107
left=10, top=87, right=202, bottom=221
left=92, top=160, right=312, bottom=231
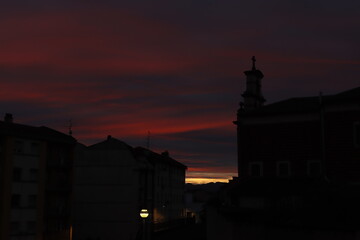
left=72, top=136, right=187, bottom=240
left=0, top=114, right=76, bottom=240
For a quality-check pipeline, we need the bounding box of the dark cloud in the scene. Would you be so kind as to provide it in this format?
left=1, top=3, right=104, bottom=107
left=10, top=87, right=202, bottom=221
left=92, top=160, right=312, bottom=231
left=1, top=0, right=359, bottom=182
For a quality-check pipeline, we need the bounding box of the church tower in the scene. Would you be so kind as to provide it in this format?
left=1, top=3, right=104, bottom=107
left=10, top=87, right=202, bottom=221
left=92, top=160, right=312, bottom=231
left=241, top=56, right=266, bottom=110
left=235, top=57, right=266, bottom=177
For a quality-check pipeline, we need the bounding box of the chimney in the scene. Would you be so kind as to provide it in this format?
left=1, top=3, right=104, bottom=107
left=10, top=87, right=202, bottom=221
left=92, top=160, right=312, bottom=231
left=161, top=151, right=169, bottom=157
left=4, top=113, right=13, bottom=123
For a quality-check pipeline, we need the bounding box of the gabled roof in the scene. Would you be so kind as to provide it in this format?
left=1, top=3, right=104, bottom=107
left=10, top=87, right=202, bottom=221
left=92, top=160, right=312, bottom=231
left=239, top=86, right=360, bottom=116
left=88, top=135, right=133, bottom=151
left=134, top=147, right=187, bottom=169
left=0, top=121, right=76, bottom=143
left=334, top=86, right=360, bottom=98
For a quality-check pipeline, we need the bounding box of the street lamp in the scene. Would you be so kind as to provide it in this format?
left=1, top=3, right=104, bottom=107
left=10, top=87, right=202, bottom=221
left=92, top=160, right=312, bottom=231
left=140, top=209, right=149, bottom=240
left=140, top=209, right=149, bottom=219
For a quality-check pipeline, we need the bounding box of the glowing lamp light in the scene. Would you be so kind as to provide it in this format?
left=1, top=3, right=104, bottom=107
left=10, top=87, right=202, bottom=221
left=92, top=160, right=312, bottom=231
left=140, top=209, right=149, bottom=219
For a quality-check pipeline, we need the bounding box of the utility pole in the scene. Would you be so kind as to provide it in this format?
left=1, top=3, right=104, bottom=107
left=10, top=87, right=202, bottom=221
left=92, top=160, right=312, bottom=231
left=319, top=92, right=327, bottom=180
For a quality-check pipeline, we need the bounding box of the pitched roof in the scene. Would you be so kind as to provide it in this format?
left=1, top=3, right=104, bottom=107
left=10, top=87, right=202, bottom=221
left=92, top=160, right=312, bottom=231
left=88, top=135, right=133, bottom=151
left=334, top=86, right=360, bottom=98
left=0, top=121, right=76, bottom=143
left=134, top=147, right=187, bottom=169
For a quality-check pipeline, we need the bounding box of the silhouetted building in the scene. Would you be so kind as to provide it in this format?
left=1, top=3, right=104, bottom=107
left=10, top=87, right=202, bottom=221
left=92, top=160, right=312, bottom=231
left=184, top=183, right=225, bottom=224
left=72, top=137, right=187, bottom=240
left=235, top=84, right=360, bottom=182
left=0, top=114, right=76, bottom=240
left=207, top=58, right=360, bottom=240
left=72, top=136, right=141, bottom=240
left=134, top=147, right=187, bottom=232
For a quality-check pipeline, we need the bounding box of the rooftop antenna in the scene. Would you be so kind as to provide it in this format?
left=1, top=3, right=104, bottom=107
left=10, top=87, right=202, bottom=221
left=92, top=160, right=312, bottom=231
left=319, top=92, right=328, bottom=181
left=146, top=131, right=151, bottom=149
left=68, top=119, right=73, bottom=136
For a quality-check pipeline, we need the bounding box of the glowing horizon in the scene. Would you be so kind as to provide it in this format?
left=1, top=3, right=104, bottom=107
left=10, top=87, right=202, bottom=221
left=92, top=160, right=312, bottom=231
left=185, top=171, right=237, bottom=184
left=186, top=177, right=232, bottom=185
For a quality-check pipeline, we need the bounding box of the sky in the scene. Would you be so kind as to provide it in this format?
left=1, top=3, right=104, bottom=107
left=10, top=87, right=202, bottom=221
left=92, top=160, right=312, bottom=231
left=1, top=0, right=359, bottom=184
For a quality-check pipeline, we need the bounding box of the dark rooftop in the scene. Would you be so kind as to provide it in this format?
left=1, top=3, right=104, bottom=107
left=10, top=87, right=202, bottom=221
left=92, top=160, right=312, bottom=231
left=135, top=147, right=187, bottom=169
left=0, top=120, right=76, bottom=144
left=239, top=86, right=360, bottom=116
left=88, top=135, right=133, bottom=151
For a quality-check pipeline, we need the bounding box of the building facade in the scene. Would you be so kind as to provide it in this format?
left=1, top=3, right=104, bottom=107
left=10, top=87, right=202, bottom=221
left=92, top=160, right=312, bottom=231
left=72, top=136, right=187, bottom=240
left=72, top=136, right=142, bottom=240
left=134, top=147, right=187, bottom=232
left=207, top=58, right=360, bottom=240
left=235, top=73, right=360, bottom=183
left=0, top=114, right=76, bottom=240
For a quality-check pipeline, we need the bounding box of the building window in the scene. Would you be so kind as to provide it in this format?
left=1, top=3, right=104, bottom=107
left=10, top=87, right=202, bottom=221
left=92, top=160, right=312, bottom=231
left=30, top=142, right=40, bottom=155
left=28, top=195, right=37, bottom=208
left=27, top=221, right=36, bottom=233
left=60, top=156, right=65, bottom=165
left=10, top=222, right=20, bottom=234
left=307, top=160, right=321, bottom=177
left=354, top=122, right=360, bottom=148
left=11, top=194, right=21, bottom=208
left=249, top=162, right=263, bottom=177
left=14, top=140, right=24, bottom=154
left=29, top=168, right=38, bottom=182
left=13, top=168, right=22, bottom=181
left=239, top=197, right=265, bottom=209
left=277, top=161, right=290, bottom=177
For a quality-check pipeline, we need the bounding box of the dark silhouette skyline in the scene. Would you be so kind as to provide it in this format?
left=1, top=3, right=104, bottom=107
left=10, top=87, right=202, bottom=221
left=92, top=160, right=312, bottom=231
left=206, top=57, right=360, bottom=240
left=1, top=0, right=359, bottom=183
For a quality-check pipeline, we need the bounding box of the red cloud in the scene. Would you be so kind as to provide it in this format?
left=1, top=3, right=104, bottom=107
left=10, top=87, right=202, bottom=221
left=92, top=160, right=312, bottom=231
left=0, top=8, right=221, bottom=76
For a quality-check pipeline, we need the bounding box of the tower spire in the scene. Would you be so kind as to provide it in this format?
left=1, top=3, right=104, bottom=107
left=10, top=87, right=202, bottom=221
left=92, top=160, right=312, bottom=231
left=241, top=56, right=265, bottom=110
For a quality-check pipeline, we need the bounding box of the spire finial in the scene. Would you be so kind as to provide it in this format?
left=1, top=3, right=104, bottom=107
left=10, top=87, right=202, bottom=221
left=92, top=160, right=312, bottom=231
left=251, top=56, right=256, bottom=70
